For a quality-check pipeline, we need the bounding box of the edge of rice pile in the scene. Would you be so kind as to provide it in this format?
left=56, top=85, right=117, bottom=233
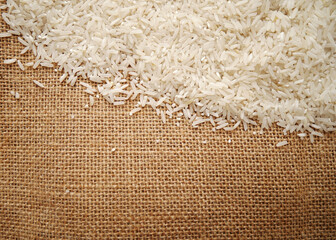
left=1, top=0, right=335, bottom=143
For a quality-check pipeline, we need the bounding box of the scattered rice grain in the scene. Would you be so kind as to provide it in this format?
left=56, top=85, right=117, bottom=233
left=276, top=141, right=288, bottom=147
left=33, top=80, right=45, bottom=88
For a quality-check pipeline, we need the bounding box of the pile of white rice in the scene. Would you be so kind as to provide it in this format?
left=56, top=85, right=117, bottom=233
left=1, top=0, right=335, bottom=142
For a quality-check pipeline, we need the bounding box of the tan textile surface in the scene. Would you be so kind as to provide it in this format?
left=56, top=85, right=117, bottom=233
left=0, top=11, right=335, bottom=240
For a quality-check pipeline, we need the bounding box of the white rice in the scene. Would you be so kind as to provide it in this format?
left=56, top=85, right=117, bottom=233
left=129, top=107, right=141, bottom=116
left=59, top=74, right=67, bottom=83
left=1, top=0, right=335, bottom=141
left=20, top=46, right=29, bottom=55
left=17, top=60, right=24, bottom=71
left=161, top=110, right=166, bottom=124
left=33, top=80, right=45, bottom=88
left=113, top=101, right=125, bottom=106
left=10, top=91, right=20, bottom=99
left=24, top=62, right=34, bottom=67
left=312, top=131, right=324, bottom=137
left=310, top=134, right=315, bottom=143
left=8, top=30, right=19, bottom=35
left=89, top=96, right=94, bottom=107
left=33, top=60, right=41, bottom=69
left=297, top=133, right=307, bottom=138
left=4, top=58, right=16, bottom=64
left=276, top=141, right=288, bottom=147
left=84, top=89, right=95, bottom=95
left=17, top=37, right=28, bottom=46
left=0, top=32, right=11, bottom=37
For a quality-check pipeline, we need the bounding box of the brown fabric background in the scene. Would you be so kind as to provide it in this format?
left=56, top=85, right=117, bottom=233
left=0, top=10, right=335, bottom=240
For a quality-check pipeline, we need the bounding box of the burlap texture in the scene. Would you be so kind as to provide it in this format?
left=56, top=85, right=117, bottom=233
left=0, top=10, right=335, bottom=240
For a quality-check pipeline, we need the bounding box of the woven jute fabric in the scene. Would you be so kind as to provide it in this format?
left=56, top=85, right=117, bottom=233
left=0, top=12, right=335, bottom=240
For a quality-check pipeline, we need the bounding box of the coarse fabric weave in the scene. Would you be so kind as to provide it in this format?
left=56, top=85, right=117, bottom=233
left=0, top=11, right=335, bottom=240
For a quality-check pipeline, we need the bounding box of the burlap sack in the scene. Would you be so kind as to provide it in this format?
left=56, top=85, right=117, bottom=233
left=0, top=7, right=335, bottom=240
